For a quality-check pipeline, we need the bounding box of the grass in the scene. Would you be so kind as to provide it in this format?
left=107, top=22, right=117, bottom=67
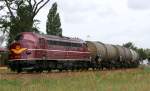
left=0, top=68, right=150, bottom=91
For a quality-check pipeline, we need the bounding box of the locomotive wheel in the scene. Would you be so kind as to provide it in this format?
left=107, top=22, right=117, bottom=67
left=48, top=68, right=51, bottom=72
left=59, top=69, right=63, bottom=72
left=35, top=66, right=43, bottom=73
left=35, top=68, right=43, bottom=73
left=16, top=63, right=22, bottom=73
left=35, top=70, right=42, bottom=73
left=26, top=69, right=34, bottom=73
left=17, top=68, right=22, bottom=73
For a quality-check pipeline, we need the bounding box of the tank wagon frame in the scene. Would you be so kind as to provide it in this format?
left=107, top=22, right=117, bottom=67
left=8, top=32, right=139, bottom=73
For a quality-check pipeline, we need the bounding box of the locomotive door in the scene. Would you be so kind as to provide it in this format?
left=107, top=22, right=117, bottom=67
left=64, top=43, right=71, bottom=59
left=66, top=46, right=70, bottom=59
left=39, top=38, right=47, bottom=59
left=65, top=43, right=76, bottom=60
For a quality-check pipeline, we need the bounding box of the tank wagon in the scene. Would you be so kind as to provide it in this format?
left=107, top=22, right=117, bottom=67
left=8, top=32, right=139, bottom=72
left=86, top=41, right=139, bottom=69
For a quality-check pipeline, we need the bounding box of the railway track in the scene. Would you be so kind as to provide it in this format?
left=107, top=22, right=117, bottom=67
left=0, top=67, right=139, bottom=75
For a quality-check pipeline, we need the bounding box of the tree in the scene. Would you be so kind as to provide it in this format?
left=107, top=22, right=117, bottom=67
left=0, top=35, right=5, bottom=47
left=137, top=48, right=147, bottom=60
left=145, top=49, right=150, bottom=62
left=123, top=42, right=148, bottom=60
left=123, top=42, right=137, bottom=50
left=0, top=0, right=50, bottom=46
left=46, top=2, right=62, bottom=36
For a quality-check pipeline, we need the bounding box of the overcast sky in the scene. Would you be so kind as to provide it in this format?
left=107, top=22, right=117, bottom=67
left=36, top=0, right=150, bottom=48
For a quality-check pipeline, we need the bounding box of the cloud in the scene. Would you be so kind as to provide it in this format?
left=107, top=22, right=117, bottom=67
left=59, top=0, right=116, bottom=24
left=128, top=0, right=150, bottom=9
left=36, top=0, right=150, bottom=48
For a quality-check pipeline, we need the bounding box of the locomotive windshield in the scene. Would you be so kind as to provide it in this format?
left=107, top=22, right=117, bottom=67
left=15, top=33, right=35, bottom=42
left=15, top=34, right=23, bottom=41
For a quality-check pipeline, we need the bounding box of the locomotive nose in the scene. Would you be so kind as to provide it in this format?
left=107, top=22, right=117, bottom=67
left=10, top=42, right=27, bottom=59
left=11, top=44, right=27, bottom=54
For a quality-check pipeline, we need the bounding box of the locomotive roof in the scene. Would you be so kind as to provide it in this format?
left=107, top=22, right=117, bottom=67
left=21, top=32, right=85, bottom=44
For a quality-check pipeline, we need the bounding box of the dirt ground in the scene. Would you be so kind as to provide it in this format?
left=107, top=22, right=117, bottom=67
left=0, top=67, right=142, bottom=80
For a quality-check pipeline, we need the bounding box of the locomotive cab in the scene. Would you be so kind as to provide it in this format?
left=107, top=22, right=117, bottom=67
left=9, top=33, right=36, bottom=60
left=8, top=32, right=38, bottom=72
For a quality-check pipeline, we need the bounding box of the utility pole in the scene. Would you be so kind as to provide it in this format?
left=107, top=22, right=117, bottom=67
left=86, top=35, right=91, bottom=41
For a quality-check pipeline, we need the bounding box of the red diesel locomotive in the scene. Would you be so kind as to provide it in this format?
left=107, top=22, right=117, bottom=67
left=8, top=32, right=91, bottom=72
